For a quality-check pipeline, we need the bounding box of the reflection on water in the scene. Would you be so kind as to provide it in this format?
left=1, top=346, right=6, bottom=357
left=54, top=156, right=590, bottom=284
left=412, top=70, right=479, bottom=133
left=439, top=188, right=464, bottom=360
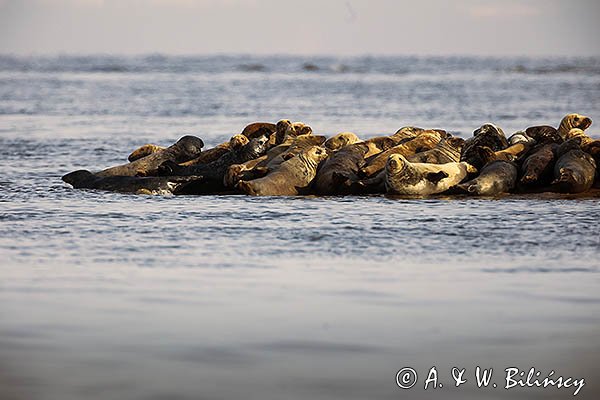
left=1, top=55, right=600, bottom=399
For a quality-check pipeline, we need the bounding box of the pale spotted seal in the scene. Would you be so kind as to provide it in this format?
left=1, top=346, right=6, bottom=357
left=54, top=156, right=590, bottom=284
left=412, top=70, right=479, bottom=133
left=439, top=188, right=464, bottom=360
left=384, top=154, right=476, bottom=195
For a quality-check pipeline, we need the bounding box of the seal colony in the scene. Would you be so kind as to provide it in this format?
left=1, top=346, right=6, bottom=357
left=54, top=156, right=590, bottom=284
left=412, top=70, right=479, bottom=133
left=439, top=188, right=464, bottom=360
left=63, top=114, right=600, bottom=197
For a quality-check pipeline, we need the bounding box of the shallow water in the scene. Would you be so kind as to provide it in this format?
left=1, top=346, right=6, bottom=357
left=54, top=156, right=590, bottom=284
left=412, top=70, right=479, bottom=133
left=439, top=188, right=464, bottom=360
left=1, top=55, right=600, bottom=399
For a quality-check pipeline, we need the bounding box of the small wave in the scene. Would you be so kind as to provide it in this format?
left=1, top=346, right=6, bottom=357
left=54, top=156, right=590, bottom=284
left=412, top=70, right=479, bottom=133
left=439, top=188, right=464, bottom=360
left=86, top=65, right=130, bottom=73
left=330, top=63, right=350, bottom=73
left=506, top=64, right=600, bottom=74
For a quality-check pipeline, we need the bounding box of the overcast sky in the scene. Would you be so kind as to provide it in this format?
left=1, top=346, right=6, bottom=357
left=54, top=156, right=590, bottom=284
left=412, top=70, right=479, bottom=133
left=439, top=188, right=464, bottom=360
left=1, top=0, right=599, bottom=56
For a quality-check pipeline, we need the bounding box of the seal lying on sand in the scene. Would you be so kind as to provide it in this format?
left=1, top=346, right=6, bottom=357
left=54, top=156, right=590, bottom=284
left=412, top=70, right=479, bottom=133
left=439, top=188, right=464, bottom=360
left=552, top=138, right=596, bottom=193
left=313, top=142, right=371, bottom=195
left=557, top=113, right=592, bottom=140
left=97, top=136, right=204, bottom=177
left=457, top=160, right=517, bottom=196
left=460, top=124, right=509, bottom=169
left=238, top=146, right=328, bottom=196
left=324, top=132, right=361, bottom=151
left=520, top=143, right=559, bottom=187
left=341, top=135, right=463, bottom=195
left=362, top=130, right=445, bottom=177
left=62, top=170, right=202, bottom=195
left=384, top=155, right=476, bottom=195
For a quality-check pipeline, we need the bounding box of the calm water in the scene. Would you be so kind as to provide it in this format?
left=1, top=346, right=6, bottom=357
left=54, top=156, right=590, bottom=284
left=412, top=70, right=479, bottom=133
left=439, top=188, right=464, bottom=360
left=1, top=55, right=599, bottom=400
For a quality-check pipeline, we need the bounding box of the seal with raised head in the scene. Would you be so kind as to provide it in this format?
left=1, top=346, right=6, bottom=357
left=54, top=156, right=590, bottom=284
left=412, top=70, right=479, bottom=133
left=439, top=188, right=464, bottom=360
left=551, top=138, right=596, bottom=193
left=361, top=130, right=445, bottom=177
left=324, top=132, right=361, bottom=151
left=557, top=113, right=592, bottom=140
left=238, top=146, right=329, bottom=196
left=96, top=135, right=204, bottom=177
left=457, top=160, right=517, bottom=196
left=62, top=170, right=203, bottom=195
left=384, top=154, right=477, bottom=195
left=460, top=123, right=509, bottom=169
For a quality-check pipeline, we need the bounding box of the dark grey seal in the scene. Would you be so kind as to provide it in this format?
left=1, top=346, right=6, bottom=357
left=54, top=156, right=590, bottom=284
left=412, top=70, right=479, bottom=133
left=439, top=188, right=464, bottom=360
left=457, top=160, right=517, bottom=196
left=552, top=138, right=596, bottom=193
left=460, top=124, right=509, bottom=170
left=62, top=170, right=202, bottom=195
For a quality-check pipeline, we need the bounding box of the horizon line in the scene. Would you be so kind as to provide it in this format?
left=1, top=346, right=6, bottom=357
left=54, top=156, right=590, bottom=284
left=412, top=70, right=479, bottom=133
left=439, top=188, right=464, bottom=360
left=2, top=51, right=600, bottom=59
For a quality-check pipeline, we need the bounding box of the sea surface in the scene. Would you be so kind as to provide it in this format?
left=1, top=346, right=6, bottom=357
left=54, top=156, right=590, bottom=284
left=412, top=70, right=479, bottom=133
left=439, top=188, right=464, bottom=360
left=1, top=55, right=599, bottom=400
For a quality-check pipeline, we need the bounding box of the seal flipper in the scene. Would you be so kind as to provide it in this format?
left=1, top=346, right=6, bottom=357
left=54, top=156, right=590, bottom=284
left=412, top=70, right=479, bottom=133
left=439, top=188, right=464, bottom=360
left=425, top=171, right=449, bottom=184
